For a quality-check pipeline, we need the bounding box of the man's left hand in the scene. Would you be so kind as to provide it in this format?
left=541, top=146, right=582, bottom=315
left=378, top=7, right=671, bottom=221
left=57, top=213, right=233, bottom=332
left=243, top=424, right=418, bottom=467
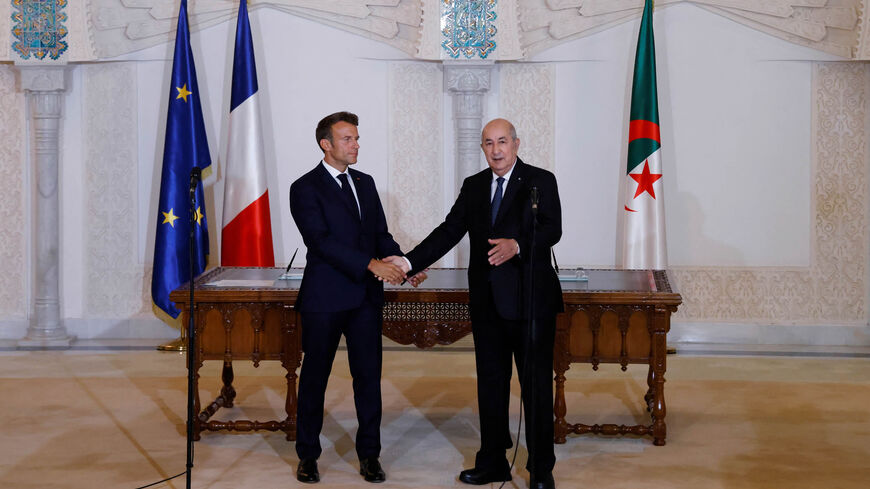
left=487, top=238, right=518, bottom=266
left=407, top=269, right=428, bottom=288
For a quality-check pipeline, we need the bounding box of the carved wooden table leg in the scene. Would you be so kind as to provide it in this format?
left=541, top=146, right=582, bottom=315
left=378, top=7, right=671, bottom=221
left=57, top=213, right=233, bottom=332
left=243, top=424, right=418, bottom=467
left=650, top=305, right=669, bottom=446
left=220, top=360, right=236, bottom=408
left=192, top=341, right=203, bottom=441
left=282, top=305, right=299, bottom=441
left=554, top=369, right=568, bottom=444
left=553, top=311, right=570, bottom=444
left=645, top=363, right=654, bottom=412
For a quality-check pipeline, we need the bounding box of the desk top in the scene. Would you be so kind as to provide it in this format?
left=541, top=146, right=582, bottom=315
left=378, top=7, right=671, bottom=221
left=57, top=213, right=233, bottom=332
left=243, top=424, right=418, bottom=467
left=172, top=267, right=681, bottom=307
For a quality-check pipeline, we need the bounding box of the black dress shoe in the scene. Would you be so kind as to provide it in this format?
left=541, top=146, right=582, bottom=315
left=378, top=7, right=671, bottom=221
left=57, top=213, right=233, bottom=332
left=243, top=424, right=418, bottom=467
left=296, top=458, right=319, bottom=483
left=359, top=457, right=386, bottom=483
left=530, top=471, right=555, bottom=489
left=458, top=466, right=512, bottom=485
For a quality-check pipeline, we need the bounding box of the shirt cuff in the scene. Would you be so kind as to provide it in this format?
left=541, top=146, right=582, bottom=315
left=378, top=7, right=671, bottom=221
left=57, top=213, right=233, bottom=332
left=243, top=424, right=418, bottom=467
left=402, top=256, right=413, bottom=272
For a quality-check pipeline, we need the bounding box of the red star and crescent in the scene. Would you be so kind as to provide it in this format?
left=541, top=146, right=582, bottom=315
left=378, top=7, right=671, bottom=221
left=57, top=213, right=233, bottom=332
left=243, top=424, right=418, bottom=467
left=630, top=159, right=662, bottom=199
left=624, top=119, right=662, bottom=212
left=624, top=159, right=662, bottom=212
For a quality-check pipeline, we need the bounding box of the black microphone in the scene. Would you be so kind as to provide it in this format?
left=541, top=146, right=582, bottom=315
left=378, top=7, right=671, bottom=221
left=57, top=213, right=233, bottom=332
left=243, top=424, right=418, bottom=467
left=530, top=186, right=539, bottom=214
left=189, top=167, right=202, bottom=192
left=285, top=248, right=298, bottom=273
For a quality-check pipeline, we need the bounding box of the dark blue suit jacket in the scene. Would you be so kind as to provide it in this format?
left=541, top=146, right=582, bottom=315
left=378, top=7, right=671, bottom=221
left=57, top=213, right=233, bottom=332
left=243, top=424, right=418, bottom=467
left=289, top=162, right=402, bottom=313
left=405, top=158, right=563, bottom=321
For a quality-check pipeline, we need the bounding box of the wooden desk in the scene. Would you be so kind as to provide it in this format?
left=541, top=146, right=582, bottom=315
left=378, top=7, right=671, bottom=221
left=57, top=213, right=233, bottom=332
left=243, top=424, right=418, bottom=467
left=170, top=267, right=680, bottom=445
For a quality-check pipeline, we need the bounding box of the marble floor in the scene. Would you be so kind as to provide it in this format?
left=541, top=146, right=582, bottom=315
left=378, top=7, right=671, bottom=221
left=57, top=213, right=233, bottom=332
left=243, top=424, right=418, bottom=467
left=1, top=343, right=869, bottom=489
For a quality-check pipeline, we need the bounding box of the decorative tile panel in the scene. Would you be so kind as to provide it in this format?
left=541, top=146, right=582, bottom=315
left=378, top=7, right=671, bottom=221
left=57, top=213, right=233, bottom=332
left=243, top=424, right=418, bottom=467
left=441, top=0, right=497, bottom=59
left=388, top=62, right=444, bottom=262
left=0, top=65, right=26, bottom=317
left=83, top=63, right=147, bottom=316
left=11, top=0, right=68, bottom=60
left=0, top=1, right=10, bottom=59
left=499, top=63, right=555, bottom=172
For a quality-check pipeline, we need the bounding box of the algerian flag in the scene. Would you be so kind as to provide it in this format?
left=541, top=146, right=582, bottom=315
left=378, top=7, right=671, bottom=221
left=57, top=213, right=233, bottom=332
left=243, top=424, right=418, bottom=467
left=622, top=0, right=667, bottom=270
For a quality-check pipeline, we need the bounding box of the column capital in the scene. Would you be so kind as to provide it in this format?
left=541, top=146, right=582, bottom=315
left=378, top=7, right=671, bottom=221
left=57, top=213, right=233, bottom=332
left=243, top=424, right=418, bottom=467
left=444, top=61, right=494, bottom=93
left=15, top=65, right=68, bottom=93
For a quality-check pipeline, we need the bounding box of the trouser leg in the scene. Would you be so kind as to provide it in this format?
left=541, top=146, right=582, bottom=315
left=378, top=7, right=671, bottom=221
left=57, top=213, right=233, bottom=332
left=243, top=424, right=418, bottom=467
left=296, top=311, right=343, bottom=460
left=343, top=302, right=384, bottom=459
left=471, top=311, right=514, bottom=469
left=513, top=314, right=556, bottom=473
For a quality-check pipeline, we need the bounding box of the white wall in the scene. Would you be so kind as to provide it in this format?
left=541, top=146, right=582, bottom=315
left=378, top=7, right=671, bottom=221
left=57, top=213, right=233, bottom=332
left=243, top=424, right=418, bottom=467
left=2, top=4, right=865, bottom=342
left=531, top=5, right=838, bottom=268
left=121, top=11, right=413, bottom=271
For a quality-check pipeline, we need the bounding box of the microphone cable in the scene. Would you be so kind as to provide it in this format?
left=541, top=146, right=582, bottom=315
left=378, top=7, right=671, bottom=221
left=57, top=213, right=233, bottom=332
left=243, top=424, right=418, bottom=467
left=134, top=471, right=186, bottom=489
left=498, top=186, right=540, bottom=489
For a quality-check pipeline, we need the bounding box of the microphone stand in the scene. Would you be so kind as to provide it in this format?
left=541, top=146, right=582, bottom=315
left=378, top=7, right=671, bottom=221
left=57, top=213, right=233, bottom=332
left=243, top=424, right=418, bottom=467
left=185, top=168, right=200, bottom=489
left=525, top=188, right=540, bottom=479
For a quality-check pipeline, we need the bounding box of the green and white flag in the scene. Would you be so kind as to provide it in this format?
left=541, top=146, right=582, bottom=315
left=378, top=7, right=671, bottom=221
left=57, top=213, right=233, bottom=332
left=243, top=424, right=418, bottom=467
left=622, top=0, right=667, bottom=269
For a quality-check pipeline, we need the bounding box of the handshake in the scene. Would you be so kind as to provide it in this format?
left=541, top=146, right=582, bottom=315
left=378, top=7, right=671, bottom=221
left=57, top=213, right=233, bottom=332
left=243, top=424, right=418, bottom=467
left=367, top=256, right=428, bottom=287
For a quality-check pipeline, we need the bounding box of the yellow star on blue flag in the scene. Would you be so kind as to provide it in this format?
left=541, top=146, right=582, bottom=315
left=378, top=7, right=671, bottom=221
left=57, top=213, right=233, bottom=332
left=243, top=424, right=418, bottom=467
left=162, top=208, right=180, bottom=227
left=176, top=84, right=192, bottom=102
left=151, top=0, right=212, bottom=319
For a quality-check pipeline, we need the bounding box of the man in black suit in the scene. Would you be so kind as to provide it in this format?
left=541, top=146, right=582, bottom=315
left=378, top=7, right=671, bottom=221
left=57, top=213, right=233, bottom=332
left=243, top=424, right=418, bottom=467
left=388, top=118, right=563, bottom=489
left=289, top=111, right=411, bottom=484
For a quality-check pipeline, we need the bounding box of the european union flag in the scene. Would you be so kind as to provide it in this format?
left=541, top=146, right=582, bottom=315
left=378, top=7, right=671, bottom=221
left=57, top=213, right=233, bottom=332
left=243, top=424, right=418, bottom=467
left=151, top=0, right=212, bottom=319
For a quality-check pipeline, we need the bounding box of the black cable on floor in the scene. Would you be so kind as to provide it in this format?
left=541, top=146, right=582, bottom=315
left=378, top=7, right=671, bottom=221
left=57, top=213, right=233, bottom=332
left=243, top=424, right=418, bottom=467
left=134, top=471, right=186, bottom=489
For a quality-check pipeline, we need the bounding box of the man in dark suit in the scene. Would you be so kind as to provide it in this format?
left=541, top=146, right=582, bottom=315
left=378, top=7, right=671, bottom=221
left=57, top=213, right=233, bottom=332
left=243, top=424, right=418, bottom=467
left=289, top=111, right=409, bottom=484
left=388, top=118, right=563, bottom=489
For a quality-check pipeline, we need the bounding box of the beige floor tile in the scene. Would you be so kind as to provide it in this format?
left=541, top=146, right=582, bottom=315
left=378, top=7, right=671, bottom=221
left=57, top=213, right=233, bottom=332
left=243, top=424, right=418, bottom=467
left=0, top=350, right=868, bottom=488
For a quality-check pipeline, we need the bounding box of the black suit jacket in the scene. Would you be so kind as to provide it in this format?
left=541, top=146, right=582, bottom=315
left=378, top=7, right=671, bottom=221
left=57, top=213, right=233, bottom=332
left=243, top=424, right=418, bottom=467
left=289, top=162, right=402, bottom=313
left=405, top=158, right=563, bottom=321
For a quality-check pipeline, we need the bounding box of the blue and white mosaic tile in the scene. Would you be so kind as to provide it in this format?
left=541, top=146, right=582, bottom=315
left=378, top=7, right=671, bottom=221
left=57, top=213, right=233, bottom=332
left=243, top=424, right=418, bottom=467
left=441, top=0, right=497, bottom=59
left=11, top=0, right=68, bottom=60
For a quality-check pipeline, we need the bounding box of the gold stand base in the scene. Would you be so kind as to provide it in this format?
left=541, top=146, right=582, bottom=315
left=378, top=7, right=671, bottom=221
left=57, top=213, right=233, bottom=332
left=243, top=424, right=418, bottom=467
left=667, top=347, right=677, bottom=355
left=156, top=338, right=187, bottom=352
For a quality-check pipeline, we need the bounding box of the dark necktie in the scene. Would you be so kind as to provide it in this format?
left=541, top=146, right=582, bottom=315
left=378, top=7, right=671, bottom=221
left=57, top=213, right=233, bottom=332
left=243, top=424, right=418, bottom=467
left=491, top=176, right=504, bottom=226
left=337, top=173, right=360, bottom=220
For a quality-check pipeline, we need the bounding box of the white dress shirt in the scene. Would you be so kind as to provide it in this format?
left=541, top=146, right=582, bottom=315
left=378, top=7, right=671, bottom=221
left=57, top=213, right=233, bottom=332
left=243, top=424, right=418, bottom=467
left=490, top=159, right=516, bottom=201
left=322, top=160, right=361, bottom=216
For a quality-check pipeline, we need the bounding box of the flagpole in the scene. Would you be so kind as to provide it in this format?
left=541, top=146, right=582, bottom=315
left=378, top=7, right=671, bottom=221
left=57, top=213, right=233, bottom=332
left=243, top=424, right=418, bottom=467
left=156, top=332, right=187, bottom=352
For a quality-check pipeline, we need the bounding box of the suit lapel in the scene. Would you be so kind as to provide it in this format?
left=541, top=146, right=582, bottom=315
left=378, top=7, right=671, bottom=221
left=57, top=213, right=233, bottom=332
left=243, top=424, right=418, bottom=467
left=314, top=162, right=360, bottom=221
left=494, top=158, right=526, bottom=226
left=349, top=168, right=366, bottom=223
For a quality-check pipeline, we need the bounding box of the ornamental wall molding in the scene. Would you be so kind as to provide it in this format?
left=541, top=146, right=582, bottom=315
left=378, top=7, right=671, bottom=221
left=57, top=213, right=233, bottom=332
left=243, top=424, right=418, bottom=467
left=387, top=62, right=444, bottom=259
left=670, top=62, right=869, bottom=325
left=83, top=63, right=149, bottom=317
left=83, top=0, right=424, bottom=59
left=1, top=1, right=859, bottom=61
left=499, top=63, right=555, bottom=172
left=520, top=0, right=863, bottom=59
left=0, top=66, right=26, bottom=319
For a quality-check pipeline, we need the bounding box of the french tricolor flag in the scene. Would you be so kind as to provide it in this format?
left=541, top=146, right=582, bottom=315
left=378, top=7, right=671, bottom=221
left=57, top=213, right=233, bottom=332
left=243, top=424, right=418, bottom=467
left=221, top=0, right=275, bottom=267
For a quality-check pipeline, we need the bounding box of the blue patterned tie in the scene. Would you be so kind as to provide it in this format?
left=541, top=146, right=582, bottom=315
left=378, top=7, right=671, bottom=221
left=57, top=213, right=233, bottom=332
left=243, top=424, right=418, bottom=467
left=491, top=177, right=504, bottom=226
left=338, top=173, right=360, bottom=220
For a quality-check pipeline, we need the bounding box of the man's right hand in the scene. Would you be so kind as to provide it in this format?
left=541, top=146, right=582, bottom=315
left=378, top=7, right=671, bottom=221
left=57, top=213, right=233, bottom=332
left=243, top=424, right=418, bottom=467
left=382, top=255, right=411, bottom=274
left=368, top=259, right=405, bottom=285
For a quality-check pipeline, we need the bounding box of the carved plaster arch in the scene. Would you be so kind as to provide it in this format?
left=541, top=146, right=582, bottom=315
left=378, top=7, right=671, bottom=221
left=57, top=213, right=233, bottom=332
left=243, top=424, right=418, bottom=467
left=517, top=0, right=866, bottom=59
left=28, top=0, right=870, bottom=62
left=83, top=0, right=424, bottom=59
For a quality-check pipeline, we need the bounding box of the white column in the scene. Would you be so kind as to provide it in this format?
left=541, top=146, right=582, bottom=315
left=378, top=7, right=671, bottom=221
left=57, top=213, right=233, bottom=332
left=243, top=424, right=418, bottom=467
left=17, top=66, right=74, bottom=348
left=444, top=62, right=493, bottom=266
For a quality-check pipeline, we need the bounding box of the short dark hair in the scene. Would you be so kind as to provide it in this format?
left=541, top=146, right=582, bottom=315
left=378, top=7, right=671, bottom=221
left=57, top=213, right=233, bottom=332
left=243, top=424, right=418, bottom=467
left=315, top=111, right=359, bottom=152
